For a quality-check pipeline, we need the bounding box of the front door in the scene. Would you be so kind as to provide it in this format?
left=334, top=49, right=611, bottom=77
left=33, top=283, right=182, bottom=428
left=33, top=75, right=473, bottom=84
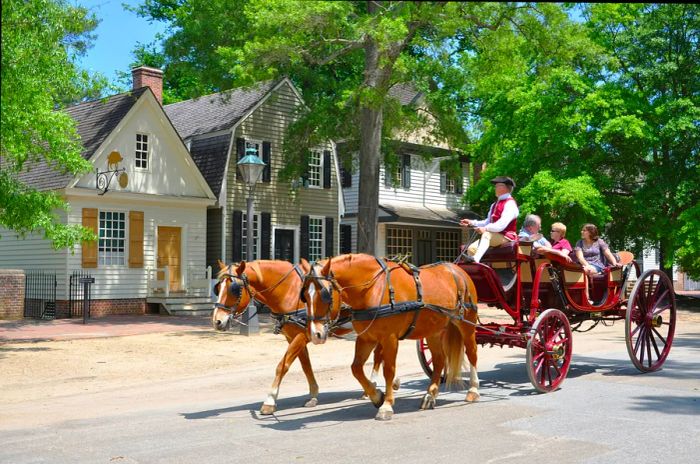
left=157, top=226, right=182, bottom=292
left=274, top=229, right=295, bottom=262
left=416, top=239, right=434, bottom=266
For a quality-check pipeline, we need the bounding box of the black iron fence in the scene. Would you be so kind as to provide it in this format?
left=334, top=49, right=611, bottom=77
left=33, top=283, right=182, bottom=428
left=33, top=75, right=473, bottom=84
left=24, top=271, right=57, bottom=319
left=69, top=270, right=93, bottom=319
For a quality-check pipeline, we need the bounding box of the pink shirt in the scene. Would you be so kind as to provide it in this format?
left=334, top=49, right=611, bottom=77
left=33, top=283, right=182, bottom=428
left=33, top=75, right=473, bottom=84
left=553, top=238, right=572, bottom=253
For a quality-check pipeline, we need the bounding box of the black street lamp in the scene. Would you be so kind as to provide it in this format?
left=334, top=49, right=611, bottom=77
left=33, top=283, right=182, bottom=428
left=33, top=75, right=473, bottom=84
left=236, top=147, right=266, bottom=335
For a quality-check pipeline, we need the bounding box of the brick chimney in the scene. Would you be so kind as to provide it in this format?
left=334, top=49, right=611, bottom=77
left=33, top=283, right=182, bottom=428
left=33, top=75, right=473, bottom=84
left=132, top=66, right=163, bottom=104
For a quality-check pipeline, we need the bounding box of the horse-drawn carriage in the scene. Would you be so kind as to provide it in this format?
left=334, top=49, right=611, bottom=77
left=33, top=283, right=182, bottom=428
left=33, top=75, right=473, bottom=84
left=417, top=240, right=677, bottom=392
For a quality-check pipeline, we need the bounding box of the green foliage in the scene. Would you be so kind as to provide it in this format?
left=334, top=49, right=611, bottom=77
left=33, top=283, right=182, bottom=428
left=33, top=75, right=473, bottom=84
left=1, top=0, right=103, bottom=248
left=675, top=204, right=700, bottom=280
left=518, top=171, right=611, bottom=238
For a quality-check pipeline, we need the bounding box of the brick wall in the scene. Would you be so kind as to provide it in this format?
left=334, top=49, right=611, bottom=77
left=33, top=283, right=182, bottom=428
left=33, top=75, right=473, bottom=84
left=55, top=298, right=147, bottom=318
left=0, top=270, right=25, bottom=319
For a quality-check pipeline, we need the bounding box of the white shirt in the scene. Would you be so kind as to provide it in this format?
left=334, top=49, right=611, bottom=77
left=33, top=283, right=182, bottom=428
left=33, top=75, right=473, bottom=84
left=472, top=193, right=519, bottom=233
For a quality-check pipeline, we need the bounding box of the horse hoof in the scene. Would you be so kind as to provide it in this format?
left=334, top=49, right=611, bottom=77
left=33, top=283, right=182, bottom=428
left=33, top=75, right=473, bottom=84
left=304, top=398, right=318, bottom=408
left=260, top=404, right=276, bottom=415
left=392, top=377, right=401, bottom=391
left=420, top=394, right=436, bottom=410
left=466, top=391, right=480, bottom=403
left=375, top=408, right=393, bottom=421
left=371, top=390, right=385, bottom=409
left=360, top=394, right=369, bottom=400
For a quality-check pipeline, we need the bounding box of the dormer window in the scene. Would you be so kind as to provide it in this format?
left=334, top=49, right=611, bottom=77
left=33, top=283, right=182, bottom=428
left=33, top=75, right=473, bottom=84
left=135, top=133, right=149, bottom=170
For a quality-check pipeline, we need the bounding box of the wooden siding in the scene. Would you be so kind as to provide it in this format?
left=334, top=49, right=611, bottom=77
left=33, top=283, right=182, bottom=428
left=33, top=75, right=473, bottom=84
left=0, top=211, right=69, bottom=299
left=224, top=82, right=340, bottom=261
left=62, top=197, right=208, bottom=300
left=343, top=154, right=469, bottom=215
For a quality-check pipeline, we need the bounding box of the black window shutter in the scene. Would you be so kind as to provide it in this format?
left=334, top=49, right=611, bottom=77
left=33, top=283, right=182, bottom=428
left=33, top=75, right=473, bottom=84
left=402, top=154, right=411, bottom=188
left=340, top=224, right=352, bottom=254
left=262, top=141, right=271, bottom=183
left=300, top=215, right=310, bottom=259
left=236, top=138, right=245, bottom=180
left=323, top=150, right=331, bottom=189
left=340, top=166, right=352, bottom=188
left=232, top=210, right=243, bottom=262
left=261, top=212, right=271, bottom=259
left=325, top=217, right=334, bottom=257
left=440, top=170, right=447, bottom=194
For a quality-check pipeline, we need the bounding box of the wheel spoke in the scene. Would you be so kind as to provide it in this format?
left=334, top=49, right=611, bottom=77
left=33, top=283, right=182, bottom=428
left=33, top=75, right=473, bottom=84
left=649, top=329, right=662, bottom=360
left=652, top=326, right=668, bottom=346
left=646, top=330, right=653, bottom=368
left=653, top=304, right=671, bottom=317
left=645, top=275, right=656, bottom=305
left=630, top=320, right=642, bottom=337
left=633, top=325, right=644, bottom=355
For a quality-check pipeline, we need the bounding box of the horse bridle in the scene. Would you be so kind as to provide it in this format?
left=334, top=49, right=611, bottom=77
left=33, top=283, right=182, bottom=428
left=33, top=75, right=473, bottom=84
left=214, top=265, right=253, bottom=315
left=301, top=262, right=341, bottom=330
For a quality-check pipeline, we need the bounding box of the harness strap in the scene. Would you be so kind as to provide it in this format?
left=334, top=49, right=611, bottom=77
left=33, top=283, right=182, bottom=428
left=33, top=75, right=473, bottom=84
left=352, top=301, right=424, bottom=321
left=270, top=308, right=307, bottom=334
left=375, top=257, right=396, bottom=308
left=399, top=263, right=423, bottom=340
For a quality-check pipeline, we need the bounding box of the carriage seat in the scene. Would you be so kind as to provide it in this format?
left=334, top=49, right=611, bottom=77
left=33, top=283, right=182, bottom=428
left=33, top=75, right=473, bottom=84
left=481, top=241, right=519, bottom=262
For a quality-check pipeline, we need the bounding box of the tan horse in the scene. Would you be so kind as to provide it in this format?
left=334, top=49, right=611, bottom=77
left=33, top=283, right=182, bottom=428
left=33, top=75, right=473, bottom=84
left=211, top=259, right=391, bottom=415
left=302, top=254, right=480, bottom=421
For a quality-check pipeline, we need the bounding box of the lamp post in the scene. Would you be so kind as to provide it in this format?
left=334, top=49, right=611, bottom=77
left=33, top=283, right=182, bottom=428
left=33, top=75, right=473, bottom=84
left=237, top=147, right=266, bottom=335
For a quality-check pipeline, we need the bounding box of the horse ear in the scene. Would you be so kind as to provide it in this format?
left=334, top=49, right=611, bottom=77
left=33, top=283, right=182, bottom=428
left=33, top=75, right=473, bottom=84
left=217, top=259, right=227, bottom=271
left=299, top=258, right=310, bottom=272
left=236, top=261, right=246, bottom=275
left=322, top=257, right=332, bottom=275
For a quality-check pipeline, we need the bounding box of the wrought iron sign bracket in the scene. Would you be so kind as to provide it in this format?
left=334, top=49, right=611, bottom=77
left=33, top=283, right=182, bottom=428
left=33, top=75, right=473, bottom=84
left=96, top=167, right=126, bottom=195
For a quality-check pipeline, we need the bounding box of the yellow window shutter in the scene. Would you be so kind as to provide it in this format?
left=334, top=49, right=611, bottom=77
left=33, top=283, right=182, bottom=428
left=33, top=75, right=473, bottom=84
left=129, top=211, right=144, bottom=268
left=82, top=208, right=98, bottom=268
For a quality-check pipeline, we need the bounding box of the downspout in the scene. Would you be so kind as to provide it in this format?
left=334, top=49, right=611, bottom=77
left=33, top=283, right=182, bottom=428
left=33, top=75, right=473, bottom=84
left=221, top=121, right=242, bottom=263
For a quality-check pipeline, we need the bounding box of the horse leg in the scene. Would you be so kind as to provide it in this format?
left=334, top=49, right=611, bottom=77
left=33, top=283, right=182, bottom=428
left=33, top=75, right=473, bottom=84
left=376, top=336, right=399, bottom=421
left=459, top=312, right=480, bottom=403
left=420, top=334, right=445, bottom=411
left=351, top=337, right=384, bottom=409
left=297, top=344, right=320, bottom=407
left=260, top=332, right=316, bottom=415
left=361, top=344, right=381, bottom=400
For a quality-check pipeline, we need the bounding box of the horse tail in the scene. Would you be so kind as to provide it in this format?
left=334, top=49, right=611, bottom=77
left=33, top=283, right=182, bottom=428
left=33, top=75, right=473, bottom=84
left=442, top=321, right=466, bottom=388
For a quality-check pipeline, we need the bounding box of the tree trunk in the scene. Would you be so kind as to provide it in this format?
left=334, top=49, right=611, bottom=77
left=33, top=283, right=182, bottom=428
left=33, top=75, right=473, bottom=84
left=356, top=12, right=383, bottom=255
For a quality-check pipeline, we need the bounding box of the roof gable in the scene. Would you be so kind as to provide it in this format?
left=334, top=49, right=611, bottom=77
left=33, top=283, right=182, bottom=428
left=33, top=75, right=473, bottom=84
left=17, top=87, right=149, bottom=191
left=164, top=80, right=280, bottom=140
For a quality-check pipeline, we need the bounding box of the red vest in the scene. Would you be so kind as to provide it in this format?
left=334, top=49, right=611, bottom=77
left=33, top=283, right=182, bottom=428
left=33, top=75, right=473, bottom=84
left=489, top=197, right=518, bottom=240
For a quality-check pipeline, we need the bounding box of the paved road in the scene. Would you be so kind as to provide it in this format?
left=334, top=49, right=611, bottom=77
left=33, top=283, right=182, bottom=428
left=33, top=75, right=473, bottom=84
left=1, top=310, right=699, bottom=464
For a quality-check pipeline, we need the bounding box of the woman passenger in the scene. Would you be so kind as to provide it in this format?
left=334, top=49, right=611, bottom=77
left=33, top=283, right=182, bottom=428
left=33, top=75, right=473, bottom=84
left=536, top=222, right=573, bottom=261
left=574, top=223, right=619, bottom=276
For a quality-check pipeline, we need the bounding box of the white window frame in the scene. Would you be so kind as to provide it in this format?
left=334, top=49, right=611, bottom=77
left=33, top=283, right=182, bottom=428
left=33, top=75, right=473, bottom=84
left=98, top=210, right=127, bottom=266
left=307, top=150, right=323, bottom=189
left=386, top=227, right=413, bottom=260
left=308, top=216, right=325, bottom=261
left=241, top=212, right=261, bottom=260
left=135, top=133, right=150, bottom=171
left=436, top=230, right=460, bottom=262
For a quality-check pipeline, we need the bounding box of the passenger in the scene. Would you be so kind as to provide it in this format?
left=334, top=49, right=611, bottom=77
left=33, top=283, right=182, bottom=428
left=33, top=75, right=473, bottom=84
left=460, top=176, right=519, bottom=263
left=574, top=223, right=619, bottom=276
left=537, top=222, right=573, bottom=261
left=518, top=214, right=551, bottom=250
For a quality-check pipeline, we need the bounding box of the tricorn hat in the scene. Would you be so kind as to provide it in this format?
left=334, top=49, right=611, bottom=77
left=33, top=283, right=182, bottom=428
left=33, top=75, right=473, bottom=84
left=490, top=176, right=515, bottom=188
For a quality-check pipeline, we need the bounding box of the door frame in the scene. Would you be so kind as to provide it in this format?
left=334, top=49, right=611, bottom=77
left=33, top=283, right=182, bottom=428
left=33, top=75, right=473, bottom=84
left=272, top=225, right=299, bottom=263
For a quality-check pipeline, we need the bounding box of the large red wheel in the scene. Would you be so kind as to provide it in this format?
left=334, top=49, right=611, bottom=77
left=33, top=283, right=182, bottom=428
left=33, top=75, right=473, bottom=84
left=416, top=339, right=445, bottom=383
left=526, top=308, right=573, bottom=393
left=625, top=269, right=676, bottom=372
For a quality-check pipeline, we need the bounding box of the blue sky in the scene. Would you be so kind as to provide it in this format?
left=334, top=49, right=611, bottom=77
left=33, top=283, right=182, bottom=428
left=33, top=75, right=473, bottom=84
left=75, top=0, right=166, bottom=86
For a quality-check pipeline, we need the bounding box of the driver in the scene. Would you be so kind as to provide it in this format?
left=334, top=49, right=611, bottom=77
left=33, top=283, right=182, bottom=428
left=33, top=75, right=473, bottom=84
left=460, top=176, right=519, bottom=263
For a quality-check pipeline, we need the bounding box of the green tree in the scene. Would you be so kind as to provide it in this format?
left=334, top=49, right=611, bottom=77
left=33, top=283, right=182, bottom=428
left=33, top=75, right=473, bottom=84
left=133, top=1, right=557, bottom=253
left=1, top=0, right=104, bottom=249
left=464, top=4, right=699, bottom=278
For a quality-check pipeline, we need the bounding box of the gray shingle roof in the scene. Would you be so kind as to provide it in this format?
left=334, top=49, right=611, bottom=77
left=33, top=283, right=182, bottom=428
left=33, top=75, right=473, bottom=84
left=164, top=80, right=279, bottom=140
left=15, top=87, right=149, bottom=191
left=388, top=83, right=423, bottom=106
left=188, top=134, right=232, bottom=197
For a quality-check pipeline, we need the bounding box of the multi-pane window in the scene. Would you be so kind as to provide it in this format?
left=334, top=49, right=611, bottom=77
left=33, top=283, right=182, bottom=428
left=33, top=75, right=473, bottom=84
left=308, top=150, right=322, bottom=188
left=241, top=213, right=260, bottom=260
left=441, top=162, right=464, bottom=194
left=135, top=134, right=149, bottom=169
left=245, top=140, right=261, bottom=157
left=386, top=227, right=413, bottom=259
left=386, top=154, right=411, bottom=189
left=98, top=211, right=125, bottom=265
left=308, top=217, right=324, bottom=260
left=436, top=230, right=460, bottom=262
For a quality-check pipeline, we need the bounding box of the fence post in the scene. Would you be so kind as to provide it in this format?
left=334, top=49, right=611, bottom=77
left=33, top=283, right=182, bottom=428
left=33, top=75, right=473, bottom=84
left=79, top=276, right=95, bottom=324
